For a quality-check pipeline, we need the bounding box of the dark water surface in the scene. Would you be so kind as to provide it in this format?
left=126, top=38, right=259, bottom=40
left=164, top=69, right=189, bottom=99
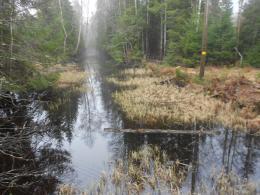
left=10, top=54, right=260, bottom=194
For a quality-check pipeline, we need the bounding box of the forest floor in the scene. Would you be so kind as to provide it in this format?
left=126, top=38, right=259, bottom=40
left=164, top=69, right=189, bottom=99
left=108, top=62, right=260, bottom=132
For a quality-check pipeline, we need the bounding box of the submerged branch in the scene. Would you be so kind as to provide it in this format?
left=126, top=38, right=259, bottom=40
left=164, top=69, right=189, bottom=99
left=104, top=128, right=220, bottom=135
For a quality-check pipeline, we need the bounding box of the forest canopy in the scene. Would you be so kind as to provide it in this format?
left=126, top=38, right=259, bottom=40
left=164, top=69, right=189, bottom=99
left=94, top=0, right=260, bottom=68
left=0, top=0, right=82, bottom=91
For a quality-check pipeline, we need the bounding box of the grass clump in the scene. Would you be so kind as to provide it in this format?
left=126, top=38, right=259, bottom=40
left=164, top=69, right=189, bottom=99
left=34, top=63, right=88, bottom=90
left=57, top=71, right=87, bottom=88
left=108, top=68, right=251, bottom=130
left=58, top=147, right=258, bottom=195
left=58, top=146, right=186, bottom=194
left=205, top=171, right=257, bottom=195
left=256, top=72, right=260, bottom=82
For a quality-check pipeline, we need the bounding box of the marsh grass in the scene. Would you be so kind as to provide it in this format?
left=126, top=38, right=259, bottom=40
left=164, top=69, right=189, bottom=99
left=35, top=63, right=87, bottom=89
left=58, top=146, right=186, bottom=195
left=204, top=171, right=257, bottom=195
left=108, top=68, right=250, bottom=130
left=58, top=147, right=257, bottom=195
left=57, top=71, right=87, bottom=89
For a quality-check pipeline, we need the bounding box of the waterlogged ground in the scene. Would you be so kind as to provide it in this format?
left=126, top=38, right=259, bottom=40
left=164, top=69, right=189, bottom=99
left=29, top=55, right=260, bottom=194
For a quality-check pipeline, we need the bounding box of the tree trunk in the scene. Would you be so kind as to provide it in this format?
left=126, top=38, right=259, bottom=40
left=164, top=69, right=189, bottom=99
left=9, top=0, right=14, bottom=71
left=75, top=0, right=83, bottom=54
left=199, top=0, right=209, bottom=78
left=58, top=0, right=67, bottom=55
left=196, top=0, right=202, bottom=32
left=160, top=8, right=163, bottom=60
left=236, top=0, right=244, bottom=47
left=134, top=0, right=137, bottom=15
left=118, top=0, right=121, bottom=15
left=163, top=2, right=167, bottom=57
left=104, top=128, right=220, bottom=135
left=145, top=0, right=149, bottom=58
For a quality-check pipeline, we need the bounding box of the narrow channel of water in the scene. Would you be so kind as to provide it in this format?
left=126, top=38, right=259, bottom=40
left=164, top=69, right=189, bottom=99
left=32, top=53, right=260, bottom=193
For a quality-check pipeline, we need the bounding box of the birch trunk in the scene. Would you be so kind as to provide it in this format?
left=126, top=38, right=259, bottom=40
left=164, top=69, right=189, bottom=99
left=236, top=0, right=244, bottom=47
left=58, top=0, right=67, bottom=55
left=118, top=0, right=121, bottom=15
left=134, top=0, right=137, bottom=15
left=9, top=0, right=14, bottom=70
left=160, top=10, right=163, bottom=60
left=75, top=0, right=83, bottom=54
left=163, top=2, right=167, bottom=58
left=145, top=0, right=149, bottom=58
left=196, top=0, right=202, bottom=32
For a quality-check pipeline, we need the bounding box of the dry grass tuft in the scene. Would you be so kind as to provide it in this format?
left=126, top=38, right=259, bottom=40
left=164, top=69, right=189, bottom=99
left=58, top=146, right=186, bottom=194
left=108, top=67, right=254, bottom=131
left=34, top=63, right=88, bottom=89
left=57, top=71, right=87, bottom=88
left=211, top=171, right=257, bottom=195
left=110, top=146, right=186, bottom=194
left=57, top=147, right=258, bottom=195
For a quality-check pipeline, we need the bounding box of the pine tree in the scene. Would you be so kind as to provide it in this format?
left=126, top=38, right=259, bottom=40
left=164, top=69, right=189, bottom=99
left=207, top=0, right=236, bottom=65
left=240, top=0, right=260, bottom=67
left=165, top=0, right=197, bottom=66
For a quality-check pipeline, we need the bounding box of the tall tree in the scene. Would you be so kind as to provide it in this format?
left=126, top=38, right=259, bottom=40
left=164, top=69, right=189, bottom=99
left=207, top=0, right=236, bottom=65
left=240, top=0, right=260, bottom=67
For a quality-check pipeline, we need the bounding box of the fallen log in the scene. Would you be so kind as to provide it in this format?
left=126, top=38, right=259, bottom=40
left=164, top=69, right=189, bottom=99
left=104, top=128, right=221, bottom=135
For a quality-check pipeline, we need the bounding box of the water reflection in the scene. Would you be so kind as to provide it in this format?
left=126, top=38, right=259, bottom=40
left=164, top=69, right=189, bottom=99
left=51, top=57, right=260, bottom=193
left=1, top=55, right=259, bottom=194
left=0, top=94, right=72, bottom=195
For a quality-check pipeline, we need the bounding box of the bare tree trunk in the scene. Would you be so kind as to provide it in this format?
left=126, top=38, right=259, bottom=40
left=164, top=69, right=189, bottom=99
left=160, top=7, right=163, bottom=60
left=118, top=0, right=121, bottom=15
left=134, top=0, right=137, bottom=15
left=9, top=0, right=14, bottom=72
left=58, top=0, right=67, bottom=55
left=196, top=0, right=202, bottom=32
left=199, top=0, right=209, bottom=79
left=145, top=0, right=149, bottom=58
left=75, top=0, right=83, bottom=54
left=236, top=0, right=244, bottom=47
left=163, top=2, right=167, bottom=57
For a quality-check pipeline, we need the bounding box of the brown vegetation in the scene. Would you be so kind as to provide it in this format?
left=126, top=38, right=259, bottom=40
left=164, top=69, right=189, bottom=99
left=35, top=63, right=87, bottom=89
left=58, top=146, right=186, bottom=194
left=108, top=63, right=260, bottom=132
left=58, top=146, right=257, bottom=195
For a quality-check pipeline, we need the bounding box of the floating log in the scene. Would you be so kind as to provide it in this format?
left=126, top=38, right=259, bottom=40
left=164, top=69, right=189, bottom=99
left=104, top=128, right=220, bottom=135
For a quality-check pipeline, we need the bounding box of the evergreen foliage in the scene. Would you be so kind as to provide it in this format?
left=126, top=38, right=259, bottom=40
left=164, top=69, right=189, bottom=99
left=95, top=0, right=260, bottom=68
left=0, top=0, right=81, bottom=91
left=239, top=0, right=260, bottom=67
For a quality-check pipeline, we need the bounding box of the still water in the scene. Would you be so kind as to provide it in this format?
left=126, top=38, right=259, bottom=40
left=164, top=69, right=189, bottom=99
left=31, top=54, right=260, bottom=194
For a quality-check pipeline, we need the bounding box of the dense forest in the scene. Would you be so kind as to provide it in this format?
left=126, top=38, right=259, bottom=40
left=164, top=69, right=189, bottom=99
left=94, top=0, right=260, bottom=68
left=0, top=0, right=83, bottom=92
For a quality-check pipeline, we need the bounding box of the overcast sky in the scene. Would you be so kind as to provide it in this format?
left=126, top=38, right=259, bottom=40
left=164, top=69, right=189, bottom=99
left=233, top=0, right=241, bottom=14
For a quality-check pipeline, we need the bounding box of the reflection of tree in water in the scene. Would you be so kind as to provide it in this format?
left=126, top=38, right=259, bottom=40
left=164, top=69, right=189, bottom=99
left=108, top=128, right=260, bottom=193
left=188, top=128, right=260, bottom=194
left=35, top=89, right=81, bottom=143
left=221, top=130, right=260, bottom=178
left=0, top=94, right=72, bottom=195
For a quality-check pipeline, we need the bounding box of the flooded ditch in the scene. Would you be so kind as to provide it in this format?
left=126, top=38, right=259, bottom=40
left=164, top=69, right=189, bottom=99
left=1, top=54, right=260, bottom=194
